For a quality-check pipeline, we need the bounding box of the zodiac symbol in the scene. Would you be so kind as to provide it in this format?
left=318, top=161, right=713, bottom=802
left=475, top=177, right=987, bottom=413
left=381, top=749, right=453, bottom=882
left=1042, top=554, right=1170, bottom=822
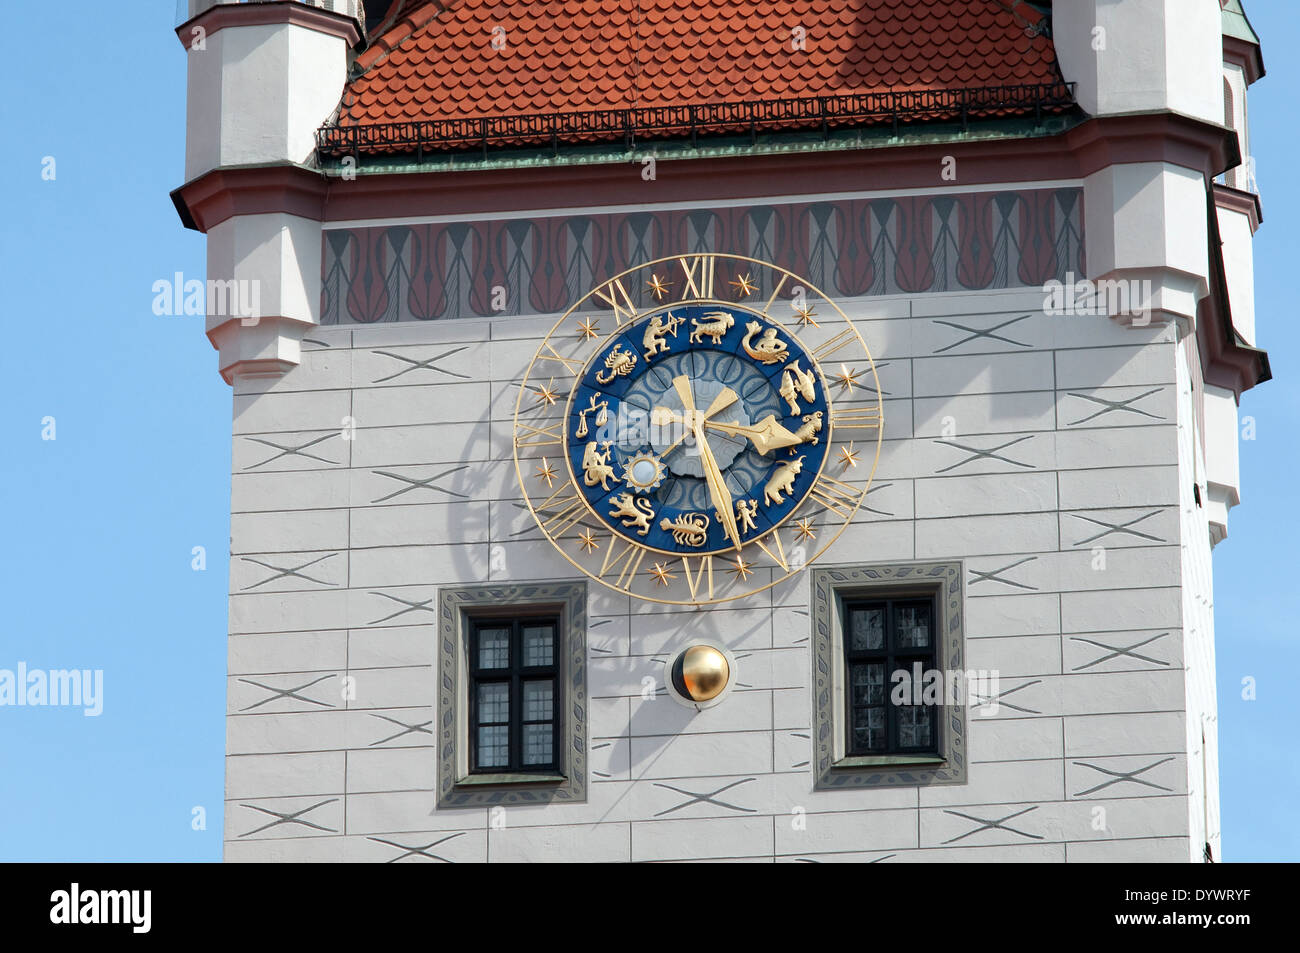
left=574, top=394, right=609, bottom=439
left=741, top=320, right=790, bottom=365
left=734, top=499, right=759, bottom=535
left=608, top=492, right=655, bottom=536
left=642, top=311, right=685, bottom=361
left=779, top=360, right=817, bottom=415
left=763, top=456, right=805, bottom=506
left=595, top=344, right=637, bottom=385
left=582, top=441, right=617, bottom=490
left=789, top=411, right=823, bottom=453
left=688, top=310, right=735, bottom=345
left=659, top=512, right=710, bottom=547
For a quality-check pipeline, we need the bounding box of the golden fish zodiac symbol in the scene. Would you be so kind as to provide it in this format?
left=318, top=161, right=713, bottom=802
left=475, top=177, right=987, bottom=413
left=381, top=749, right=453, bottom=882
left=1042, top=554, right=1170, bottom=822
left=779, top=360, right=817, bottom=415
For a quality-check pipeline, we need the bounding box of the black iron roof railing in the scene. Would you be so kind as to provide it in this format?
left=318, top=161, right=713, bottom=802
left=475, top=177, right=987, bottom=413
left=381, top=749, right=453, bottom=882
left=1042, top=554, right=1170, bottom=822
left=316, top=81, right=1078, bottom=160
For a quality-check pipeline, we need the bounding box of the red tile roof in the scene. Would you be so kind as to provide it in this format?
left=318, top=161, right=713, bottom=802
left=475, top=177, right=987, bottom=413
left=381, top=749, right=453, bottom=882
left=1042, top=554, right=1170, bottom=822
left=332, top=0, right=1066, bottom=150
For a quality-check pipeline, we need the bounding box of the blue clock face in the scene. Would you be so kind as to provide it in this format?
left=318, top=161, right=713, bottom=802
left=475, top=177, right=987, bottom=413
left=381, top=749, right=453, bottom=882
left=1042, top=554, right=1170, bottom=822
left=565, top=303, right=831, bottom=556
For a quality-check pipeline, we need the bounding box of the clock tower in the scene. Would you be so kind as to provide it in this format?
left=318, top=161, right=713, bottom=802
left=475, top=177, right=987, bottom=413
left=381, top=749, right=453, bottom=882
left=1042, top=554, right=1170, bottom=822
left=173, top=0, right=1270, bottom=862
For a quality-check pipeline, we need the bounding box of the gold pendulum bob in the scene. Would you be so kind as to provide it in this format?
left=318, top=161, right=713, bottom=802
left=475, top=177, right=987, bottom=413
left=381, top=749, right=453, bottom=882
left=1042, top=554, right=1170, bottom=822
left=672, top=645, right=731, bottom=703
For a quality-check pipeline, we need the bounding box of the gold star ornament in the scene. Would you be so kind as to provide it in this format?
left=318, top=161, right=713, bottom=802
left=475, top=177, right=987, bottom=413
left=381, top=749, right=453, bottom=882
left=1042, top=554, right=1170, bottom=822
left=576, top=317, right=600, bottom=341
left=533, top=378, right=560, bottom=406
left=649, top=562, right=676, bottom=588
left=646, top=274, right=672, bottom=301
left=838, top=442, right=861, bottom=471
left=533, top=458, right=558, bottom=488
left=576, top=529, right=600, bottom=554
left=729, top=273, right=757, bottom=298
left=794, top=304, right=819, bottom=328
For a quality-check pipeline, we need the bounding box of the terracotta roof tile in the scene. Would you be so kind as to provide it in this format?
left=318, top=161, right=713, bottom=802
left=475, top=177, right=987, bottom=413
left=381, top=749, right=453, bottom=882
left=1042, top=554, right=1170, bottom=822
left=329, top=0, right=1066, bottom=152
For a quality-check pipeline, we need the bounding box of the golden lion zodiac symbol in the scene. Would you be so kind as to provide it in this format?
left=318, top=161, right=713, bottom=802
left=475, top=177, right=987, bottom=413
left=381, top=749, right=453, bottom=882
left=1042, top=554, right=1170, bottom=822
left=608, top=492, right=655, bottom=535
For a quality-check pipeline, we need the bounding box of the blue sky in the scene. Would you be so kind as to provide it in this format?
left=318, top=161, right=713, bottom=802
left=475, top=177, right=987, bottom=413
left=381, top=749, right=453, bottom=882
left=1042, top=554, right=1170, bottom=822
left=0, top=2, right=1294, bottom=862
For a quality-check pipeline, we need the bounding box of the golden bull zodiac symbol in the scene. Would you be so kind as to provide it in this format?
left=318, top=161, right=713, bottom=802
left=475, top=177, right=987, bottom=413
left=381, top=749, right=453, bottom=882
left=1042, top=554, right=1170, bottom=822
left=659, top=512, right=711, bottom=547
left=574, top=394, right=609, bottom=439
left=763, top=456, right=805, bottom=506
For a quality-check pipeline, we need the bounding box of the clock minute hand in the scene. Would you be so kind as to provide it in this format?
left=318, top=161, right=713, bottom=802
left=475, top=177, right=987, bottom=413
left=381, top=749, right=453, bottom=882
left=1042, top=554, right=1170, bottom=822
left=695, top=423, right=742, bottom=550
left=705, top=414, right=803, bottom=456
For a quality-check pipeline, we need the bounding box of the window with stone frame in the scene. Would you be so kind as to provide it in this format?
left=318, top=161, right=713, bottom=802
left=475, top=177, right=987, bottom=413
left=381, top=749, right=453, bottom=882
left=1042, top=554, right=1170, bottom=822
left=812, top=562, right=968, bottom=790
left=437, top=583, right=587, bottom=808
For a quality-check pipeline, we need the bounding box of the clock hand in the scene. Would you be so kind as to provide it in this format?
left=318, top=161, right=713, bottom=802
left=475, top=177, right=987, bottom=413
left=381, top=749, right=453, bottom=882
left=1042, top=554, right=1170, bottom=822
left=652, top=384, right=739, bottom=456
left=694, top=422, right=742, bottom=550
left=704, top=414, right=803, bottom=456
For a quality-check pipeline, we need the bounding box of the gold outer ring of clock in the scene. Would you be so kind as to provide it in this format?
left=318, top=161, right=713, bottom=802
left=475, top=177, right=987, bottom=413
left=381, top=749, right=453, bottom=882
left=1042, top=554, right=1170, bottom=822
left=511, top=253, right=884, bottom=606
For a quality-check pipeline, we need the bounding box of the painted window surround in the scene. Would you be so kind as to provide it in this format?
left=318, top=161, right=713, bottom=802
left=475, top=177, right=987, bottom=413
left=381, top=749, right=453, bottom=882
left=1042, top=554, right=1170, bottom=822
left=811, top=561, right=968, bottom=790
left=436, top=581, right=588, bottom=808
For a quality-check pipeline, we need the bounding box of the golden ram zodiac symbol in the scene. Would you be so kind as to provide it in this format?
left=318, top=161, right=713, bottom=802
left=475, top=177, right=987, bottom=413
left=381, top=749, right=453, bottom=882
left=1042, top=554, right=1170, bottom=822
left=688, top=310, right=735, bottom=346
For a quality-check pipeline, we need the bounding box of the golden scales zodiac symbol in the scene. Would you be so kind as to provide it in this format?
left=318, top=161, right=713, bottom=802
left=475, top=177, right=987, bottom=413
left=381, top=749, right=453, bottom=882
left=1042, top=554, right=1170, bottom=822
left=574, top=394, right=610, bottom=439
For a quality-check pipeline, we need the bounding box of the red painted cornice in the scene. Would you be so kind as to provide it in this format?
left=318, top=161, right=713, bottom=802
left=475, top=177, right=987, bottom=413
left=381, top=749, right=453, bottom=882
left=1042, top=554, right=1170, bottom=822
left=171, top=112, right=1238, bottom=232
left=1213, top=182, right=1263, bottom=235
left=1223, top=35, right=1265, bottom=86
left=175, top=1, right=361, bottom=49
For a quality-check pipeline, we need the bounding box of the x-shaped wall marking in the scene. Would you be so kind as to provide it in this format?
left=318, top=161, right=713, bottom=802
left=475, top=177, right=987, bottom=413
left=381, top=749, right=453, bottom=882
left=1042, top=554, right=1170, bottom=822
left=369, top=713, right=434, bottom=746
left=970, top=679, right=1043, bottom=715
left=1070, top=633, right=1170, bottom=671
left=942, top=806, right=1043, bottom=844
left=371, top=346, right=472, bottom=383
left=238, top=674, right=337, bottom=712
left=935, top=435, right=1036, bottom=473
left=240, top=553, right=337, bottom=591
left=653, top=778, right=757, bottom=817
left=244, top=433, right=339, bottom=470
left=969, top=556, right=1039, bottom=591
left=932, top=314, right=1033, bottom=353
left=368, top=591, right=436, bottom=625
left=1072, top=757, right=1175, bottom=797
left=239, top=798, right=338, bottom=837
left=368, top=832, right=465, bottom=863
left=371, top=466, right=470, bottom=503
left=1070, top=510, right=1165, bottom=546
left=1065, top=388, right=1165, bottom=426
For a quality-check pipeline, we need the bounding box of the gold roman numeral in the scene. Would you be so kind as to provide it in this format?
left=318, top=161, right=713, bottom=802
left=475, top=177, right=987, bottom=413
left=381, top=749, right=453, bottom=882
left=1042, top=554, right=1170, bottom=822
left=535, top=341, right=584, bottom=376
left=831, top=405, right=882, bottom=430
left=593, top=278, right=640, bottom=327
left=600, top=538, right=647, bottom=592
left=811, top=327, right=858, bottom=362
left=808, top=475, right=864, bottom=520
left=537, top=484, right=589, bottom=538
left=761, top=274, right=789, bottom=316
left=514, top=420, right=565, bottom=449
left=679, top=255, right=716, bottom=300
left=680, top=554, right=714, bottom=602
left=752, top=531, right=789, bottom=572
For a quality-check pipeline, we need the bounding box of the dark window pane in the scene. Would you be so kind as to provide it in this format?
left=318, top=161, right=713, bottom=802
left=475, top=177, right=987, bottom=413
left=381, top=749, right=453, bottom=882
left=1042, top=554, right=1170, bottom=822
left=851, top=663, right=886, bottom=705
left=522, top=723, right=553, bottom=766
left=477, top=725, right=509, bottom=768
left=897, top=704, right=932, bottom=749
left=523, top=625, right=555, bottom=667
left=523, top=680, right=553, bottom=721
left=894, top=603, right=932, bottom=649
left=477, top=682, right=509, bottom=723
left=478, top=628, right=510, bottom=668
left=850, top=607, right=885, bottom=651
left=852, top=708, right=885, bottom=751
